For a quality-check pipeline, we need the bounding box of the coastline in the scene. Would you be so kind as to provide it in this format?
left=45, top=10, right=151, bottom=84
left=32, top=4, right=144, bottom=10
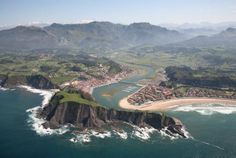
left=90, top=70, right=135, bottom=95
left=17, top=85, right=69, bottom=135
left=18, top=85, right=59, bottom=107
left=0, top=86, right=11, bottom=91
left=119, top=96, right=236, bottom=111
left=89, top=79, right=120, bottom=95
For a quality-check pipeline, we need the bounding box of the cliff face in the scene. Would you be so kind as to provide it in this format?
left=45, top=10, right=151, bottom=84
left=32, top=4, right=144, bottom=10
left=26, top=75, right=58, bottom=89
left=41, top=94, right=186, bottom=138
left=1, top=74, right=58, bottom=89
left=0, top=74, right=7, bottom=87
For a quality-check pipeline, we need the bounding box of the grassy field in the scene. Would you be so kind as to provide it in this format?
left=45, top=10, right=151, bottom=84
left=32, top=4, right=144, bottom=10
left=0, top=52, right=123, bottom=85
left=110, top=47, right=236, bottom=72
left=56, top=91, right=100, bottom=107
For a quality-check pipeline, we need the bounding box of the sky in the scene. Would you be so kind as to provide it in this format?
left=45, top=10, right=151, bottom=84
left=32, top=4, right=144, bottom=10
left=0, top=0, right=236, bottom=27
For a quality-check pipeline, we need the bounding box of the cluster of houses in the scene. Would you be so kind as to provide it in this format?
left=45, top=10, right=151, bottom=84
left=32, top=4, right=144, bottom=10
left=127, top=84, right=173, bottom=105
left=67, top=71, right=130, bottom=94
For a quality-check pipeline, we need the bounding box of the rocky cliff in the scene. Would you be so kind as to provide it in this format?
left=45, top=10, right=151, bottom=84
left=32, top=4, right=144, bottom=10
left=40, top=92, right=186, bottom=138
left=0, top=74, right=58, bottom=89
left=26, top=75, right=58, bottom=89
left=0, top=74, right=7, bottom=87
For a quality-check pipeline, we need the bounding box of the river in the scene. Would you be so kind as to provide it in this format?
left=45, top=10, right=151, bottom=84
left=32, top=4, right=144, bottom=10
left=1, top=65, right=236, bottom=157
left=92, top=65, right=155, bottom=109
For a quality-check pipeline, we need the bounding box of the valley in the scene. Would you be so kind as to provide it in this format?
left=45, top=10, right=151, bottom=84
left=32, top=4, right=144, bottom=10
left=1, top=21, right=236, bottom=158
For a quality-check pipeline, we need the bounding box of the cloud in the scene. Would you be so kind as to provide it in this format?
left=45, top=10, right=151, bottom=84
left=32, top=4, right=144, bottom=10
left=79, top=19, right=94, bottom=24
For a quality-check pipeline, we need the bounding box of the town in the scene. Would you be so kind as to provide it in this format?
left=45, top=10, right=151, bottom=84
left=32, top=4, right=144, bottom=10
left=127, top=83, right=236, bottom=106
left=63, top=69, right=131, bottom=94
left=127, top=84, right=173, bottom=105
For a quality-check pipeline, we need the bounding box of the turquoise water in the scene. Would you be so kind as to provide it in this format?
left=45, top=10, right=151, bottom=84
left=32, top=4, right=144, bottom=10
left=92, top=65, right=155, bottom=109
left=1, top=88, right=236, bottom=157
left=1, top=65, right=236, bottom=157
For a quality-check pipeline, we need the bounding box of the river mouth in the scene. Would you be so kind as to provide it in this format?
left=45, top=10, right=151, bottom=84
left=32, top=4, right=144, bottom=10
left=92, top=65, right=155, bottom=109
left=1, top=87, right=235, bottom=157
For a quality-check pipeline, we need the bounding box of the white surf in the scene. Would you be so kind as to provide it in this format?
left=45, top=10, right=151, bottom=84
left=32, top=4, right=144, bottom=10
left=173, top=103, right=236, bottom=115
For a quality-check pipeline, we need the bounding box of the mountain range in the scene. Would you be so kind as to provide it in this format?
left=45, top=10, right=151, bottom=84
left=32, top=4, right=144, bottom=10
left=175, top=27, right=236, bottom=49
left=0, top=22, right=187, bottom=51
left=0, top=21, right=236, bottom=52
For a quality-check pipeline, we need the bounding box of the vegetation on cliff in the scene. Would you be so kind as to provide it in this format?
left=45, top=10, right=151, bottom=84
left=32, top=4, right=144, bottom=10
left=165, top=66, right=236, bottom=89
left=41, top=90, right=186, bottom=138
left=0, top=74, right=58, bottom=89
left=54, top=91, right=100, bottom=107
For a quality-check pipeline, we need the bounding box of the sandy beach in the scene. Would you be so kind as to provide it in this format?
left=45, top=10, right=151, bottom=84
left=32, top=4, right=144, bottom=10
left=119, top=96, right=236, bottom=111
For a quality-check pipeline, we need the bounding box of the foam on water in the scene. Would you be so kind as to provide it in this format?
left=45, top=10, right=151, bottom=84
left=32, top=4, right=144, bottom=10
left=18, top=85, right=68, bottom=136
left=126, top=122, right=190, bottom=141
left=69, top=133, right=91, bottom=144
left=181, top=127, right=192, bottom=139
left=90, top=130, right=112, bottom=139
left=159, top=126, right=192, bottom=140
left=69, top=130, right=112, bottom=144
left=113, top=130, right=128, bottom=140
left=18, top=85, right=58, bottom=107
left=131, top=126, right=157, bottom=141
left=173, top=103, right=236, bottom=115
left=19, top=85, right=191, bottom=141
left=26, top=106, right=69, bottom=136
left=0, top=86, right=15, bottom=91
left=190, top=138, right=225, bottom=151
left=69, top=124, right=190, bottom=144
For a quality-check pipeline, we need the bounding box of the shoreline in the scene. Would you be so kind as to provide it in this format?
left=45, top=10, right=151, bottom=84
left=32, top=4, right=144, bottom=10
left=90, top=70, right=136, bottom=95
left=90, top=80, right=120, bottom=95
left=18, top=85, right=59, bottom=107
left=119, top=96, right=236, bottom=111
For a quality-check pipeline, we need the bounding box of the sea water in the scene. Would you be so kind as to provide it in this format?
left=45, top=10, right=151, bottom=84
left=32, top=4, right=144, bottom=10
left=1, top=65, right=236, bottom=157
left=1, top=88, right=236, bottom=157
left=0, top=88, right=236, bottom=158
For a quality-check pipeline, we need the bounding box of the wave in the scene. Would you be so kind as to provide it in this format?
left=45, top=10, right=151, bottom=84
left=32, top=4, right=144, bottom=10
left=69, top=130, right=112, bottom=144
left=19, top=85, right=66, bottom=136
left=0, top=86, right=15, bottom=91
left=70, top=133, right=91, bottom=144
left=193, top=139, right=225, bottom=151
left=69, top=126, right=158, bottom=144
left=160, top=126, right=192, bottom=140
left=69, top=124, right=190, bottom=144
left=26, top=106, right=69, bottom=136
left=18, top=85, right=58, bottom=107
left=19, top=85, right=191, bottom=142
left=172, top=103, right=236, bottom=115
left=90, top=130, right=112, bottom=139
left=131, top=126, right=157, bottom=141
left=113, top=129, right=128, bottom=140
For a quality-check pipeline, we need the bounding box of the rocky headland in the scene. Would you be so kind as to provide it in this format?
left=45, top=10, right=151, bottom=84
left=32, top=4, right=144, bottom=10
left=39, top=91, right=187, bottom=138
left=0, top=74, right=58, bottom=89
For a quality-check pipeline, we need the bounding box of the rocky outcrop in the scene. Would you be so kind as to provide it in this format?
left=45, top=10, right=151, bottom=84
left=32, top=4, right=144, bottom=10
left=1, top=74, right=58, bottom=89
left=26, top=75, right=58, bottom=89
left=41, top=94, right=186, bottom=138
left=0, top=74, right=7, bottom=87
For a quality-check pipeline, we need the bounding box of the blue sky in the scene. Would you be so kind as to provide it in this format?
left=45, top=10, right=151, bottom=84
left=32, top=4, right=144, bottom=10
left=0, top=0, right=236, bottom=26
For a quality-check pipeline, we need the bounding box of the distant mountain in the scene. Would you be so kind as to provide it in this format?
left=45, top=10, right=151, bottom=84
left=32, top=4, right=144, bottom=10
left=175, top=27, right=236, bottom=49
left=177, top=28, right=220, bottom=37
left=0, top=26, right=57, bottom=50
left=161, top=21, right=236, bottom=37
left=0, top=21, right=187, bottom=52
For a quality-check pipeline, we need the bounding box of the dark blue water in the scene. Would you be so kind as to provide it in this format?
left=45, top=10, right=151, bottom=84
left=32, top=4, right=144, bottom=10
left=1, top=88, right=236, bottom=158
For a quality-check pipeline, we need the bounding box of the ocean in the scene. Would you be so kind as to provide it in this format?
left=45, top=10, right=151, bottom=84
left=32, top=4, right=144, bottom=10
left=1, top=66, right=236, bottom=158
left=1, top=87, right=236, bottom=158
